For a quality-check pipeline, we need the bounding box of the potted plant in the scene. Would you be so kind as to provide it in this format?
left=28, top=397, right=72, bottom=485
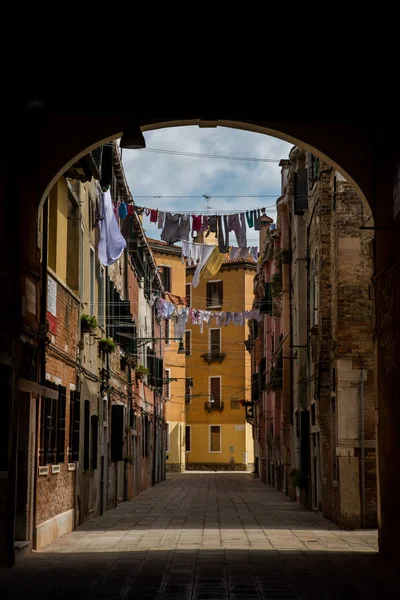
left=289, top=468, right=308, bottom=489
left=98, top=337, right=116, bottom=354
left=135, top=365, right=150, bottom=380
left=81, top=314, right=98, bottom=334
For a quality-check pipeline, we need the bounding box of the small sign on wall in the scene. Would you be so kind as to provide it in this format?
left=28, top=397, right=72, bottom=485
left=47, top=276, right=57, bottom=334
left=235, top=424, right=245, bottom=431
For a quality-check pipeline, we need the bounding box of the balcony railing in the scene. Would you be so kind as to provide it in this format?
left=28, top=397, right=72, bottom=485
left=201, top=352, right=226, bottom=364
left=204, top=401, right=224, bottom=412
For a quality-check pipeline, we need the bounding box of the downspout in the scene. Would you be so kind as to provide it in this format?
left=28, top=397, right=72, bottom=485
left=360, top=366, right=366, bottom=528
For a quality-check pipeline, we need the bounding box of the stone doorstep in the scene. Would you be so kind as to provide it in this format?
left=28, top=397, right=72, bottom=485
left=14, top=541, right=32, bottom=563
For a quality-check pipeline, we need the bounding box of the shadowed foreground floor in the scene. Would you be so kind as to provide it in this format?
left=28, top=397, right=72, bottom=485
left=1, top=473, right=399, bottom=599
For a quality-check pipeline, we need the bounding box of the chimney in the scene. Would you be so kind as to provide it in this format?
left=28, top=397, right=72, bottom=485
left=279, top=159, right=291, bottom=195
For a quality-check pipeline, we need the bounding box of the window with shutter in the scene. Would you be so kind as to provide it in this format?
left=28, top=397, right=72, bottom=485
left=185, top=283, right=191, bottom=307
left=111, top=404, right=124, bottom=462
left=185, top=330, right=191, bottom=356
left=185, top=425, right=191, bottom=452
left=43, top=381, right=58, bottom=465
left=69, top=391, right=80, bottom=462
left=206, top=281, right=223, bottom=308
left=165, top=369, right=170, bottom=398
left=161, top=266, right=171, bottom=292
left=294, top=168, right=308, bottom=214
left=209, top=425, right=221, bottom=452
left=91, top=415, right=99, bottom=470
left=83, top=400, right=90, bottom=471
left=210, top=329, right=221, bottom=355
left=210, top=377, right=221, bottom=403
left=185, top=377, right=192, bottom=404
left=57, top=385, right=66, bottom=463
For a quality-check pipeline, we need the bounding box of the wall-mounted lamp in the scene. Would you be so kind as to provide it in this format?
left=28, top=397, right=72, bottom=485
left=120, top=123, right=146, bottom=149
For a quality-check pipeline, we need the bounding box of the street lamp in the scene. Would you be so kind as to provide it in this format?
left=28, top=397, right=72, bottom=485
left=120, top=123, right=146, bottom=149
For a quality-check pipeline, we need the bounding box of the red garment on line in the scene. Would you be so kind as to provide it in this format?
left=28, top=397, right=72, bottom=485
left=150, top=209, right=158, bottom=223
left=192, top=215, right=202, bottom=232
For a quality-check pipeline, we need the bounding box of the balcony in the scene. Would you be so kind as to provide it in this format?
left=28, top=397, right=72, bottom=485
left=201, top=352, right=226, bottom=364
left=204, top=401, right=224, bottom=412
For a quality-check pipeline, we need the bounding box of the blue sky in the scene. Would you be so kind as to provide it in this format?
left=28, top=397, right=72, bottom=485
left=121, top=126, right=293, bottom=248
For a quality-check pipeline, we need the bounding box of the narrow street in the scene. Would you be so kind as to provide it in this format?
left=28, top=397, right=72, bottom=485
left=1, top=474, right=398, bottom=599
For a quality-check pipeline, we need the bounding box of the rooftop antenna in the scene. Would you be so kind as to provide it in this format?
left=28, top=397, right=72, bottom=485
left=203, top=194, right=216, bottom=212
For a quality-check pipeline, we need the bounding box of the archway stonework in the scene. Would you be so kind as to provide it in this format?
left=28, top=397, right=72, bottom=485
left=3, top=113, right=400, bottom=563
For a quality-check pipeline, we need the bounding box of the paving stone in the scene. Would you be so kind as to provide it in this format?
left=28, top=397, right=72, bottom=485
left=0, top=473, right=397, bottom=599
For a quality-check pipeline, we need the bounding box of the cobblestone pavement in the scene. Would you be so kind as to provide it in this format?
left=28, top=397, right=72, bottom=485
left=1, top=473, right=399, bottom=599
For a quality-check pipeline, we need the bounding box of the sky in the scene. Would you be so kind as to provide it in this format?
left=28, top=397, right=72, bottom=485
left=121, top=126, right=293, bottom=248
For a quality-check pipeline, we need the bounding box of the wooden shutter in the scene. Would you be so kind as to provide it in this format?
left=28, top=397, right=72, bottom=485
left=217, top=281, right=223, bottom=306
left=83, top=400, right=90, bottom=471
left=185, top=377, right=191, bottom=403
left=206, top=282, right=212, bottom=307
left=57, top=385, right=66, bottom=463
left=185, top=330, right=191, bottom=355
left=307, top=154, right=315, bottom=189
left=210, top=425, right=220, bottom=452
left=186, top=283, right=191, bottom=307
left=111, top=404, right=124, bottom=462
left=294, top=168, right=308, bottom=214
left=71, top=391, right=80, bottom=462
left=185, top=426, right=191, bottom=452
left=210, top=329, right=220, bottom=355
left=91, top=415, right=99, bottom=470
left=210, top=377, right=221, bottom=403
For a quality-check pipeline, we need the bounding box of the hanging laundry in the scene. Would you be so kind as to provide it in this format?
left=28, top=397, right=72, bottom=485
left=161, top=213, right=181, bottom=245
left=182, top=240, right=202, bottom=265
left=98, top=191, right=127, bottom=266
left=150, top=209, right=158, bottom=223
left=192, top=215, right=202, bottom=232
left=217, top=215, right=230, bottom=253
left=119, top=202, right=128, bottom=219
left=206, top=215, right=218, bottom=238
left=145, top=208, right=151, bottom=217
left=200, top=247, right=225, bottom=281
left=158, top=211, right=165, bottom=229
left=135, top=206, right=145, bottom=216
left=192, top=244, right=214, bottom=288
left=127, top=204, right=135, bottom=216
left=228, top=214, right=239, bottom=232
left=254, top=209, right=261, bottom=231
left=246, top=210, right=254, bottom=228
left=201, top=215, right=209, bottom=231
left=250, top=246, right=258, bottom=262
left=227, top=213, right=247, bottom=248
left=179, top=214, right=190, bottom=241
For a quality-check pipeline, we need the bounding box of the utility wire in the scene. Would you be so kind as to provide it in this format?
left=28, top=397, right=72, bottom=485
left=139, top=148, right=281, bottom=163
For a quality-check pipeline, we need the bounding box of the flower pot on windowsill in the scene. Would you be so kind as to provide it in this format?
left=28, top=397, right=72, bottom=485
left=135, top=365, right=150, bottom=381
left=98, top=338, right=116, bottom=354
left=81, top=314, right=98, bottom=335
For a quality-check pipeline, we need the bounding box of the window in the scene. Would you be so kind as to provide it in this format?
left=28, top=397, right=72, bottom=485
left=89, top=247, right=95, bottom=316
left=186, top=283, right=191, bottom=307
left=165, top=369, right=171, bottom=399
left=83, top=400, right=90, bottom=471
left=185, top=377, right=192, bottom=404
left=165, top=319, right=170, bottom=344
left=209, top=425, right=221, bottom=452
left=185, top=425, right=191, bottom=452
left=166, top=423, right=170, bottom=452
left=185, top=330, right=191, bottom=356
left=209, top=377, right=221, bottom=404
left=206, top=281, right=223, bottom=308
left=310, top=250, right=319, bottom=326
left=111, top=404, right=124, bottom=462
left=69, top=391, right=80, bottom=462
left=40, top=382, right=67, bottom=465
left=209, top=329, right=221, bottom=355
left=230, top=398, right=240, bottom=410
left=57, top=385, right=66, bottom=463
left=98, top=265, right=105, bottom=329
left=161, top=266, right=171, bottom=292
left=91, top=415, right=99, bottom=470
left=79, top=226, right=84, bottom=300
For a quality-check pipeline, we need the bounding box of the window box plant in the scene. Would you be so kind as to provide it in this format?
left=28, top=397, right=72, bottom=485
left=135, top=365, right=150, bottom=380
left=81, top=314, right=98, bottom=334
left=98, top=337, right=116, bottom=354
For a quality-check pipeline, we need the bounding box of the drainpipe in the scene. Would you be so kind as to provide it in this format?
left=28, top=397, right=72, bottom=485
left=360, top=366, right=367, bottom=528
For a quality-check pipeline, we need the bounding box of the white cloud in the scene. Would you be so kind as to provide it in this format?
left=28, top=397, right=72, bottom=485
left=122, top=126, right=293, bottom=246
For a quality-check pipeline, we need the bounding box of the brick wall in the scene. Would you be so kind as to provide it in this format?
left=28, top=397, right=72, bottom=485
left=36, top=273, right=79, bottom=525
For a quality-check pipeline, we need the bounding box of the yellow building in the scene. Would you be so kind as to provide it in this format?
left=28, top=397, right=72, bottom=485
left=185, top=254, right=256, bottom=471
left=148, top=239, right=188, bottom=472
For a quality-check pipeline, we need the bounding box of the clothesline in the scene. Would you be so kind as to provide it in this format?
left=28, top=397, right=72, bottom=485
left=155, top=297, right=262, bottom=336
